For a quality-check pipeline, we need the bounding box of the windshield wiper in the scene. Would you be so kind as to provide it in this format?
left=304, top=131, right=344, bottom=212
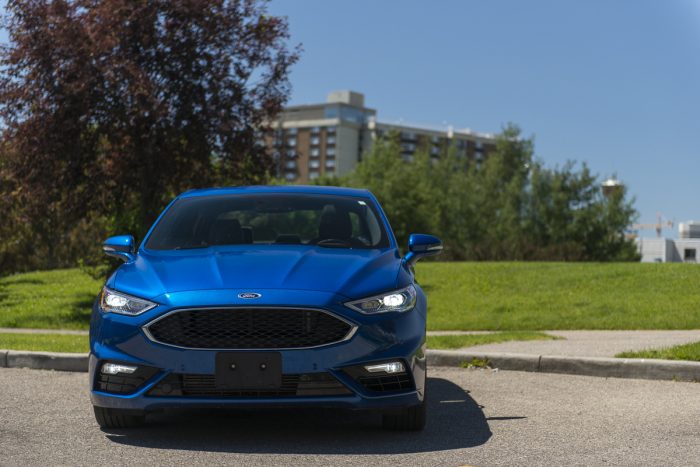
left=316, top=239, right=352, bottom=248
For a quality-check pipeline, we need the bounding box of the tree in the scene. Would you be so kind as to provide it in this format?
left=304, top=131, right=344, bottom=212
left=462, top=124, right=534, bottom=260
left=0, top=0, right=298, bottom=273
left=343, top=125, right=639, bottom=262
left=345, top=136, right=435, bottom=251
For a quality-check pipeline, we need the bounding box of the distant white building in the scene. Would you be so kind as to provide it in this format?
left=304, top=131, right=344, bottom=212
left=637, top=222, right=700, bottom=263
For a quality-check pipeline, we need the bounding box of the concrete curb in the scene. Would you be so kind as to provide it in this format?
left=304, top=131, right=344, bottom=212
left=428, top=350, right=541, bottom=372
left=426, top=350, right=700, bottom=382
left=2, top=350, right=88, bottom=372
left=1, top=348, right=699, bottom=381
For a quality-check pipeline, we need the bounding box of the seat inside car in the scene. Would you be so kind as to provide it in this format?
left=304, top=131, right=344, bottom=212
left=208, top=218, right=244, bottom=245
left=240, top=226, right=253, bottom=244
left=315, top=206, right=353, bottom=242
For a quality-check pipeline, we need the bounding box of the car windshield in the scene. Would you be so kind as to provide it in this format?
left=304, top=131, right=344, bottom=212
left=145, top=193, right=390, bottom=250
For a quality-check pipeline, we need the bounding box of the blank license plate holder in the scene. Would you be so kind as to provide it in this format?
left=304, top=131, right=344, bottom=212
left=215, top=352, right=282, bottom=389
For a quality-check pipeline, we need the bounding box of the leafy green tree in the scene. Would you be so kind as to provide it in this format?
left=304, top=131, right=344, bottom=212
left=345, top=135, right=435, bottom=251
left=345, top=125, right=639, bottom=261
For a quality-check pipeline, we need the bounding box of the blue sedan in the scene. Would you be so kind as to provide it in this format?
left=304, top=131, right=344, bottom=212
left=90, top=185, right=442, bottom=430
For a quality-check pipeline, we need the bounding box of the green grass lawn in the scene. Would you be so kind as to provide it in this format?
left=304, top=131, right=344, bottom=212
left=417, top=262, right=700, bottom=330
left=0, top=269, right=101, bottom=329
left=616, top=341, right=700, bottom=362
left=426, top=331, right=557, bottom=350
left=2, top=263, right=700, bottom=332
left=0, top=332, right=89, bottom=353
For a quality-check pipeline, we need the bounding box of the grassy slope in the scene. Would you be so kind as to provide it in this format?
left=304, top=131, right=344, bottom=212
left=0, top=333, right=89, bottom=353
left=417, top=262, right=700, bottom=330
left=426, top=331, right=557, bottom=350
left=616, top=341, right=700, bottom=362
left=2, top=263, right=700, bottom=331
left=0, top=269, right=101, bottom=329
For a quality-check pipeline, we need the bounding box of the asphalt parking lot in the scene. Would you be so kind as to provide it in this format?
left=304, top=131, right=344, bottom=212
left=1, top=366, right=698, bottom=466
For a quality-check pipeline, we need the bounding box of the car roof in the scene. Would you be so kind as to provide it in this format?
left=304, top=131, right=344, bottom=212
left=178, top=185, right=374, bottom=199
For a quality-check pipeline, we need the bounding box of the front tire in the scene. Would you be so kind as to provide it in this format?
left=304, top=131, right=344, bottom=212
left=382, top=397, right=427, bottom=431
left=93, top=406, right=145, bottom=428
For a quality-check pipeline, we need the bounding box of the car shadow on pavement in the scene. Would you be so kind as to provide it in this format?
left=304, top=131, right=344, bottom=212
left=103, top=377, right=493, bottom=455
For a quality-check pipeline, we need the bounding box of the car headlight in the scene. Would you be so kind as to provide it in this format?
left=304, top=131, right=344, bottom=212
left=345, top=285, right=417, bottom=314
left=100, top=288, right=157, bottom=315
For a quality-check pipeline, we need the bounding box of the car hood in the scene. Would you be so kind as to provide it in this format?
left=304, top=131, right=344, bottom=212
left=112, top=245, right=403, bottom=301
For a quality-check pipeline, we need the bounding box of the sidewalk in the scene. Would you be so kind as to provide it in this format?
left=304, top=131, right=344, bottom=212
left=427, top=330, right=700, bottom=358
left=2, top=328, right=700, bottom=381
left=3, top=328, right=699, bottom=358
left=424, top=329, right=700, bottom=381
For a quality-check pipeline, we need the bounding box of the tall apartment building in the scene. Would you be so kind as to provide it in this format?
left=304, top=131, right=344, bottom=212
left=262, top=90, right=497, bottom=183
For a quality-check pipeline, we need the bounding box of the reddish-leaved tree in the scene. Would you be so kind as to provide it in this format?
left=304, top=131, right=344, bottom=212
left=0, top=0, right=298, bottom=270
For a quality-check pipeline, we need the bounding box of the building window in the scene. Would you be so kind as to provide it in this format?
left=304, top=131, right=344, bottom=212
left=401, top=131, right=417, bottom=141
left=326, top=147, right=336, bottom=157
left=286, top=150, right=297, bottom=158
left=431, top=146, right=440, bottom=156
left=325, top=160, right=336, bottom=169
left=309, top=170, right=320, bottom=179
left=286, top=128, right=298, bottom=136
left=309, top=160, right=320, bottom=169
left=285, top=161, right=296, bottom=169
left=684, top=249, right=697, bottom=263
left=310, top=136, right=320, bottom=146
left=401, top=142, right=416, bottom=153
left=284, top=173, right=296, bottom=181
left=310, top=148, right=320, bottom=157
left=326, top=136, right=336, bottom=146
left=286, top=137, right=297, bottom=147
left=475, top=141, right=483, bottom=150
left=311, top=126, right=321, bottom=134
left=326, top=126, right=337, bottom=135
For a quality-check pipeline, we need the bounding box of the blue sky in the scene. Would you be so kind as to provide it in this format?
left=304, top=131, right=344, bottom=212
left=2, top=1, right=699, bottom=233
left=268, top=0, right=700, bottom=233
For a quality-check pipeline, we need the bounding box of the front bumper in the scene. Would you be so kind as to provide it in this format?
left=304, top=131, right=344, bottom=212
left=89, top=288, right=427, bottom=412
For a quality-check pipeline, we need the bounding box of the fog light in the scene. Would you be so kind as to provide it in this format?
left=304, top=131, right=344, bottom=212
left=364, top=361, right=405, bottom=374
left=101, top=363, right=138, bottom=375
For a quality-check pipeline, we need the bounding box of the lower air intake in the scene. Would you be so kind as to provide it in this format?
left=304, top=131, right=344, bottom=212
left=357, top=373, right=414, bottom=392
left=148, top=372, right=352, bottom=398
left=94, top=364, right=159, bottom=395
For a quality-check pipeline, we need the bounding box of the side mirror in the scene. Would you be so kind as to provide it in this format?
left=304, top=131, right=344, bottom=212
left=404, top=233, right=443, bottom=267
left=103, top=235, right=136, bottom=262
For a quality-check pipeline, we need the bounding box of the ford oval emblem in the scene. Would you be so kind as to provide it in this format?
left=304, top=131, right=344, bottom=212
left=238, top=292, right=262, bottom=299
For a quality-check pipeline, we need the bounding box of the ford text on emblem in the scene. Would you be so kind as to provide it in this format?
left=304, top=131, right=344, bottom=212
left=238, top=292, right=262, bottom=299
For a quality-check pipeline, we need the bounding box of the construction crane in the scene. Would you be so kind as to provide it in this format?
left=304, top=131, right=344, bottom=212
left=630, top=212, right=674, bottom=238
